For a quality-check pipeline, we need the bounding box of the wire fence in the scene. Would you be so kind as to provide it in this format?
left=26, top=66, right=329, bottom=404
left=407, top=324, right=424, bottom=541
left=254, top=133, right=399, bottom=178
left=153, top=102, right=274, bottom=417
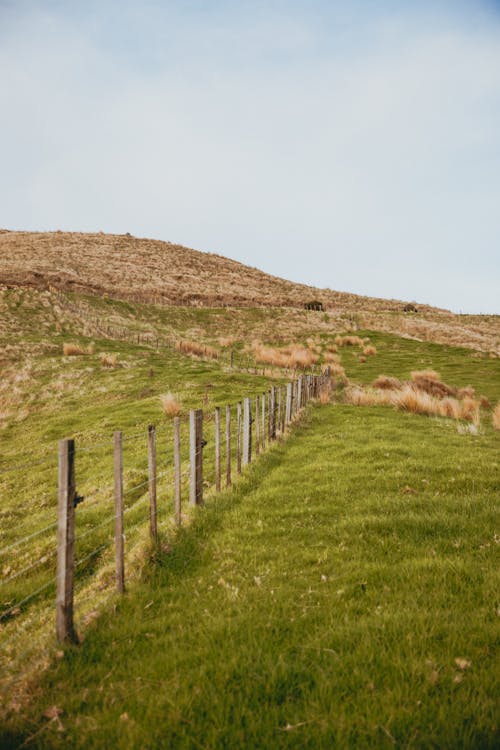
left=0, top=369, right=332, bottom=706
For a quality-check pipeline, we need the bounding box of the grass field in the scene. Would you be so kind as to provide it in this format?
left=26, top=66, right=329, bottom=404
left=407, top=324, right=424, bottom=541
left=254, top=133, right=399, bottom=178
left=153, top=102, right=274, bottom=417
left=2, top=404, right=498, bottom=748
left=1, top=285, right=499, bottom=747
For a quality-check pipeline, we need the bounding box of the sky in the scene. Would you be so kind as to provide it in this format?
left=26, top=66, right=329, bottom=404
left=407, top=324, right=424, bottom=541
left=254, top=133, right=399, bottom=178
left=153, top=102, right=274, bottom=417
left=1, top=0, right=499, bottom=314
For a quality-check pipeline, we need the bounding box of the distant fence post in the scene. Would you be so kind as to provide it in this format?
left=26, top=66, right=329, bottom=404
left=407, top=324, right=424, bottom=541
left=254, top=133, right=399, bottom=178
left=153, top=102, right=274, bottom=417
left=189, top=409, right=204, bottom=505
left=255, top=395, right=260, bottom=455
left=277, top=387, right=282, bottom=435
left=261, top=394, right=266, bottom=449
left=286, top=382, right=293, bottom=425
left=297, top=377, right=303, bottom=410
left=215, top=406, right=221, bottom=491
left=243, top=397, right=252, bottom=466
left=56, top=438, right=77, bottom=643
left=174, top=416, right=181, bottom=525
left=148, top=425, right=158, bottom=541
left=113, top=431, right=125, bottom=594
left=225, top=405, right=232, bottom=487
left=236, top=402, right=242, bottom=474
left=269, top=388, right=276, bottom=440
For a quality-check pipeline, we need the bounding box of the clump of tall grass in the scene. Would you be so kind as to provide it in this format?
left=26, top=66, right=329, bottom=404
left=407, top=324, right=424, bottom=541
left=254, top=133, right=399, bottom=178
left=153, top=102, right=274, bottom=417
left=363, top=345, right=377, bottom=356
left=175, top=339, right=218, bottom=360
left=252, top=343, right=319, bottom=370
left=323, top=351, right=340, bottom=364
left=325, top=343, right=338, bottom=354
left=319, top=379, right=332, bottom=404
left=492, top=402, right=500, bottom=430
left=160, top=392, right=181, bottom=417
left=63, top=342, right=93, bottom=356
left=372, top=375, right=401, bottom=390
left=335, top=335, right=364, bottom=347
left=100, top=353, right=117, bottom=368
left=410, top=370, right=456, bottom=398
left=218, top=336, right=236, bottom=348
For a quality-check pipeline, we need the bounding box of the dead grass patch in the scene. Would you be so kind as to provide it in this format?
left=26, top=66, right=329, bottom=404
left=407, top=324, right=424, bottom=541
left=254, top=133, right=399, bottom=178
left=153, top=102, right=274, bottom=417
left=100, top=353, right=117, bottom=368
left=372, top=375, right=401, bottom=390
left=175, top=339, right=219, bottom=360
left=63, top=342, right=93, bottom=356
left=362, top=345, right=377, bottom=356
left=159, top=392, right=181, bottom=417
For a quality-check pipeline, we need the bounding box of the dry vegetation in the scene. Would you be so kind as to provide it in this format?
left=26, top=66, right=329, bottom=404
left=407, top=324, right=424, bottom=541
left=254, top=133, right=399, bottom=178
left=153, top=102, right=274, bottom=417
left=251, top=343, right=319, bottom=370
left=159, top=392, right=181, bottom=417
left=343, top=369, right=487, bottom=427
left=493, top=403, right=500, bottom=430
left=100, top=352, right=117, bottom=368
left=63, top=342, right=93, bottom=356
left=175, top=339, right=219, bottom=360
left=1, top=230, right=498, bottom=353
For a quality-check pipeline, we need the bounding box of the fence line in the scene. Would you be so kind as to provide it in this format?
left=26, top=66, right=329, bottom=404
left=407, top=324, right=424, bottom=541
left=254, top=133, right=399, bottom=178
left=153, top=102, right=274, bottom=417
left=0, top=369, right=331, bottom=648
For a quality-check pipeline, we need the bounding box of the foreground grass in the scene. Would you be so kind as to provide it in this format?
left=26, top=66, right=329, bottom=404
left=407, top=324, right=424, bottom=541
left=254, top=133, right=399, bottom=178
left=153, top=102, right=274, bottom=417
left=3, top=405, right=499, bottom=749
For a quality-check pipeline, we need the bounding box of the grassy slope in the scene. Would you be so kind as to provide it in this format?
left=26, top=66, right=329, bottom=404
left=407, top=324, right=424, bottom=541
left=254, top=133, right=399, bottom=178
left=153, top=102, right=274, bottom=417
left=2, top=405, right=498, bottom=749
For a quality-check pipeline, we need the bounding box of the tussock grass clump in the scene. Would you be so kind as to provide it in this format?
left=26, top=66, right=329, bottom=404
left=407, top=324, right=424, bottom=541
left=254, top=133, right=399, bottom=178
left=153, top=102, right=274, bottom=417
left=335, top=334, right=364, bottom=347
left=323, top=351, right=340, bottom=364
left=410, top=370, right=456, bottom=398
left=362, top=345, right=377, bottom=356
left=175, top=339, right=218, bottom=360
left=100, top=353, right=117, bottom=368
left=392, top=385, right=440, bottom=416
left=459, top=396, right=480, bottom=425
left=218, top=336, right=236, bottom=348
left=327, top=363, right=346, bottom=380
left=252, top=343, right=319, bottom=370
left=319, top=379, right=332, bottom=404
left=438, top=397, right=461, bottom=420
left=326, top=343, right=338, bottom=353
left=492, top=402, right=500, bottom=430
left=372, top=375, right=401, bottom=390
left=159, top=392, right=181, bottom=417
left=63, top=342, right=93, bottom=356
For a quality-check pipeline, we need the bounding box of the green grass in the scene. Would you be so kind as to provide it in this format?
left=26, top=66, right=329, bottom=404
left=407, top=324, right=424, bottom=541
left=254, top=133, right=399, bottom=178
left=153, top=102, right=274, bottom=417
left=2, top=405, right=498, bottom=748
left=1, top=287, right=499, bottom=746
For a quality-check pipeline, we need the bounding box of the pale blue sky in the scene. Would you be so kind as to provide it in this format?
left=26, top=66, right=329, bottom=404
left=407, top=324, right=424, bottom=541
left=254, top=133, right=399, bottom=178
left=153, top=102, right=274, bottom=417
left=1, top=1, right=499, bottom=313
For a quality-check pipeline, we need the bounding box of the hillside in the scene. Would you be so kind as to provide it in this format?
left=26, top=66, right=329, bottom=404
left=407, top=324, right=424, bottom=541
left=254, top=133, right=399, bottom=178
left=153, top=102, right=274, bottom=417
left=1, top=229, right=498, bottom=353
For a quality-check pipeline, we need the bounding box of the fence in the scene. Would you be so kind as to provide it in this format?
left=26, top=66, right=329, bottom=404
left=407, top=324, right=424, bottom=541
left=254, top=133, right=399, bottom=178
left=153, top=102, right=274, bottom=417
left=54, top=371, right=329, bottom=642
left=0, top=371, right=330, bottom=652
left=52, top=292, right=320, bottom=377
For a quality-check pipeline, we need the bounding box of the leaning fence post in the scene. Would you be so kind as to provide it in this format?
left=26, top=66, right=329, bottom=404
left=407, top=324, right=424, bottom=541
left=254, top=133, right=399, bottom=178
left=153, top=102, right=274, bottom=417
left=215, top=406, right=221, bottom=491
left=174, top=416, right=181, bottom=525
left=236, top=402, right=242, bottom=474
left=148, top=425, right=157, bottom=541
left=297, top=377, right=303, bottom=410
left=243, top=397, right=252, bottom=466
left=269, top=388, right=276, bottom=440
left=114, top=431, right=125, bottom=594
left=261, top=392, right=266, bottom=448
left=56, top=438, right=77, bottom=643
left=189, top=409, right=204, bottom=505
left=225, top=404, right=232, bottom=487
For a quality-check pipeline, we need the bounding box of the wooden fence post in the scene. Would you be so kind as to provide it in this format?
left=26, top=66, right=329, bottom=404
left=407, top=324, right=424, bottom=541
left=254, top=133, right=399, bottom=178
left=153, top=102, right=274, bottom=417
left=189, top=409, right=204, bottom=505
left=215, top=406, right=221, bottom=491
left=286, top=382, right=293, bottom=425
left=277, top=387, right=282, bottom=435
left=56, top=438, right=77, bottom=643
left=174, top=416, right=181, bottom=525
left=225, top=405, right=232, bottom=487
left=236, top=402, right=242, bottom=474
left=261, top=392, right=266, bottom=448
left=148, top=425, right=157, bottom=541
left=269, top=388, right=276, bottom=440
left=297, top=377, right=303, bottom=410
left=113, top=431, right=125, bottom=594
left=255, top=395, right=260, bottom=455
left=243, top=397, right=252, bottom=466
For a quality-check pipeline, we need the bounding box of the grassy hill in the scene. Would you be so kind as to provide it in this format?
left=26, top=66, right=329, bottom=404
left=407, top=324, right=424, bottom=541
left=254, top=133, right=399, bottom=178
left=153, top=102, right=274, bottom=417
left=0, top=231, right=499, bottom=747
left=1, top=229, right=498, bottom=353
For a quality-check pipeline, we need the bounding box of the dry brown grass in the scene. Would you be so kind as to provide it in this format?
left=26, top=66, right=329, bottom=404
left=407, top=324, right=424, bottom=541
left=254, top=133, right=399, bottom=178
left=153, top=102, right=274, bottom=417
left=100, top=352, right=117, bottom=368
left=325, top=344, right=338, bottom=353
left=459, top=397, right=480, bottom=425
left=175, top=339, right=219, bottom=360
left=410, top=371, right=456, bottom=398
left=63, top=342, right=91, bottom=356
left=323, top=351, right=340, bottom=364
left=411, top=369, right=441, bottom=381
left=252, top=343, right=319, bottom=370
left=327, top=363, right=347, bottom=380
left=335, top=335, right=365, bottom=347
left=492, top=403, right=500, bottom=430
left=319, top=380, right=332, bottom=404
left=362, top=345, right=377, bottom=356
left=159, top=392, right=181, bottom=417
left=372, top=375, right=402, bottom=390
left=438, top=397, right=461, bottom=420
left=218, top=336, right=236, bottom=348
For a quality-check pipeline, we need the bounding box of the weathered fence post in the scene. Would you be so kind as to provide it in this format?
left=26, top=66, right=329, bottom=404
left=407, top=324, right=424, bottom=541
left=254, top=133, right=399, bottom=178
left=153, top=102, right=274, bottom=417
left=297, top=377, right=303, bottom=410
left=269, top=388, right=276, bottom=440
left=261, top=393, right=266, bottom=449
left=215, top=406, right=221, bottom=491
left=148, top=425, right=157, bottom=541
left=225, top=405, right=232, bottom=487
left=174, top=416, right=181, bottom=525
left=255, top=395, right=260, bottom=455
left=56, top=438, right=77, bottom=643
left=277, top=387, right=282, bottom=435
left=114, top=431, right=125, bottom=594
left=243, top=397, right=252, bottom=466
left=189, top=409, right=204, bottom=505
left=236, top=402, right=242, bottom=474
left=286, top=382, right=293, bottom=425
